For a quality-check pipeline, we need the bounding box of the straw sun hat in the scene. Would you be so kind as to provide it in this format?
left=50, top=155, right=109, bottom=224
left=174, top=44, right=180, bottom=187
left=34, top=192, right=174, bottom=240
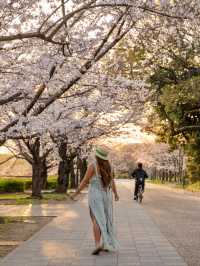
left=95, top=147, right=109, bottom=161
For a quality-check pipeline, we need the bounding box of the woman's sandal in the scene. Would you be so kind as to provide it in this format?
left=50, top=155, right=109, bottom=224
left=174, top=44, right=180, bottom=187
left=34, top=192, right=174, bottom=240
left=100, top=245, right=109, bottom=252
left=92, top=246, right=102, bottom=255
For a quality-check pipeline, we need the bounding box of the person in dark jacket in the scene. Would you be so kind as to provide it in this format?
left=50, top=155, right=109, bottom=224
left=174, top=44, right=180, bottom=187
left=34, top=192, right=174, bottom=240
left=131, top=162, right=148, bottom=200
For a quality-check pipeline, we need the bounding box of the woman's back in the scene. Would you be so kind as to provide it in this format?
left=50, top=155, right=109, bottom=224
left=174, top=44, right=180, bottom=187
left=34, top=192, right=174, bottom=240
left=89, top=162, right=111, bottom=192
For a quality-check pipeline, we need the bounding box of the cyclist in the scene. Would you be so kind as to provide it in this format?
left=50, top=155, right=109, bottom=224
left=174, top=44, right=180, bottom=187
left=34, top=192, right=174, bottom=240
left=131, top=162, right=148, bottom=200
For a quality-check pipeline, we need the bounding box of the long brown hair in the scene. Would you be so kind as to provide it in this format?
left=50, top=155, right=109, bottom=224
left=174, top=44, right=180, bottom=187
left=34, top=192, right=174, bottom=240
left=96, top=156, right=112, bottom=188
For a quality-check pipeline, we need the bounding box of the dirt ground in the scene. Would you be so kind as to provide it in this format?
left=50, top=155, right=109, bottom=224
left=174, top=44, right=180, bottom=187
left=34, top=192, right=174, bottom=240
left=0, top=216, right=53, bottom=258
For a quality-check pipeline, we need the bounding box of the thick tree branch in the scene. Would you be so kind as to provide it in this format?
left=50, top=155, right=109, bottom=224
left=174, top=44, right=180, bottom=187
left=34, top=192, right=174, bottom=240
left=32, top=12, right=130, bottom=116
left=0, top=155, right=16, bottom=166
left=0, top=2, right=188, bottom=44
left=22, top=83, right=46, bottom=116
left=0, top=84, right=45, bottom=133
left=0, top=92, right=22, bottom=106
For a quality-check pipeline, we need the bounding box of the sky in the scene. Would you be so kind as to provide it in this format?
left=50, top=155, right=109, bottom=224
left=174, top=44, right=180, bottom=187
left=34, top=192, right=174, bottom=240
left=99, top=123, right=155, bottom=146
left=0, top=146, right=11, bottom=154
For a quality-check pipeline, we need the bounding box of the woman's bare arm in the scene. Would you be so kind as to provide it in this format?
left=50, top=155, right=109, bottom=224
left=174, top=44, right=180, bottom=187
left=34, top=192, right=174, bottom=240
left=111, top=174, right=119, bottom=201
left=71, top=164, right=94, bottom=199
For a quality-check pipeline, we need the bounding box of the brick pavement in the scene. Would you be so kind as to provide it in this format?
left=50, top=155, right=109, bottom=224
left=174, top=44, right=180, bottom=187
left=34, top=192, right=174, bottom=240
left=0, top=181, right=187, bottom=266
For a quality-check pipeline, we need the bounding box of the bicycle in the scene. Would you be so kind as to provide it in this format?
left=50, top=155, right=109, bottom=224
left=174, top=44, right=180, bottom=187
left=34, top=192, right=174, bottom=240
left=137, top=179, right=144, bottom=203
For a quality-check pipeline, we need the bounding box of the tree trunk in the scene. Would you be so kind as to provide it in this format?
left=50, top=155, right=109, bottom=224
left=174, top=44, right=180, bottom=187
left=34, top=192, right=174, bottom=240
left=42, top=158, right=48, bottom=189
left=32, top=161, right=44, bottom=199
left=55, top=160, right=70, bottom=193
left=75, top=157, right=80, bottom=186
left=30, top=138, right=45, bottom=199
left=55, top=139, right=78, bottom=193
left=70, top=159, right=76, bottom=189
left=80, top=158, right=87, bottom=181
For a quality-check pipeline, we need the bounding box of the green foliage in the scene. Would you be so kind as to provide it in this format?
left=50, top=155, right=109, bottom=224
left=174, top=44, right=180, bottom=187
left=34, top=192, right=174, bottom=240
left=185, top=140, right=200, bottom=182
left=150, top=179, right=200, bottom=192
left=24, top=180, right=32, bottom=190
left=103, top=38, right=147, bottom=79
left=0, top=180, right=24, bottom=193
left=0, top=176, right=57, bottom=193
left=104, top=31, right=200, bottom=182
left=46, top=179, right=57, bottom=189
left=148, top=55, right=200, bottom=182
left=150, top=179, right=166, bottom=185
left=116, top=173, right=129, bottom=179
left=186, top=181, right=200, bottom=192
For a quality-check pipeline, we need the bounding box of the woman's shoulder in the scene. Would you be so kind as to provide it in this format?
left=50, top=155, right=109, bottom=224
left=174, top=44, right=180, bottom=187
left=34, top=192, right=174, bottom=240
left=88, top=157, right=97, bottom=168
left=87, top=161, right=97, bottom=175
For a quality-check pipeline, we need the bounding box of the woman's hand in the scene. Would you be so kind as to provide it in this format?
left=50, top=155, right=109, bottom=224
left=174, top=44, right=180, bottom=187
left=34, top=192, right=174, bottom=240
left=70, top=191, right=79, bottom=201
left=70, top=164, right=93, bottom=202
left=114, top=194, right=119, bottom=201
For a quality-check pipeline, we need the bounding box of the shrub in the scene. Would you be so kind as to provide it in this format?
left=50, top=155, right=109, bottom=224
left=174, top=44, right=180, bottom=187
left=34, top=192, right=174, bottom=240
left=116, top=173, right=129, bottom=179
left=0, top=179, right=24, bottom=193
left=0, top=176, right=58, bottom=193
left=186, top=181, right=200, bottom=192
left=46, top=179, right=57, bottom=189
left=149, top=179, right=165, bottom=184
left=24, top=180, right=32, bottom=190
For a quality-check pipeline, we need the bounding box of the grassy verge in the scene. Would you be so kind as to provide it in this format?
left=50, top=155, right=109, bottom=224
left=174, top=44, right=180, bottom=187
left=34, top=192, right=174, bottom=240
left=0, top=192, right=69, bottom=205
left=115, top=173, right=129, bottom=179
left=150, top=179, right=200, bottom=192
left=186, top=182, right=200, bottom=192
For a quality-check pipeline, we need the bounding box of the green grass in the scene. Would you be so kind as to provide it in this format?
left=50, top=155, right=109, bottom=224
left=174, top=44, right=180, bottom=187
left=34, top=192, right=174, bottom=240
left=150, top=179, right=186, bottom=188
left=0, top=175, right=70, bottom=204
left=186, top=182, right=200, bottom=192
left=0, top=193, right=28, bottom=200
left=150, top=179, right=200, bottom=192
left=150, top=179, right=165, bottom=185
left=0, top=192, right=69, bottom=205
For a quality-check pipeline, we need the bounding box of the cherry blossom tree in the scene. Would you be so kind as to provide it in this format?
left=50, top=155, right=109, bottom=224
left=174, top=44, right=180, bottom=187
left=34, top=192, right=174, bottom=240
left=1, top=0, right=197, bottom=140
left=1, top=0, right=199, bottom=195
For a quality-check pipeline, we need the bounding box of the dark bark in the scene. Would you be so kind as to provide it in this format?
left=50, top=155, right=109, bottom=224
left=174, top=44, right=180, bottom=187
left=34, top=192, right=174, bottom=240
left=0, top=84, right=45, bottom=134
left=55, top=140, right=70, bottom=193
left=70, top=159, right=77, bottom=189
left=80, top=158, right=87, bottom=181
left=41, top=158, right=48, bottom=189
left=56, top=160, right=70, bottom=193
left=32, top=161, right=44, bottom=199
left=29, top=138, right=47, bottom=199
left=55, top=139, right=78, bottom=193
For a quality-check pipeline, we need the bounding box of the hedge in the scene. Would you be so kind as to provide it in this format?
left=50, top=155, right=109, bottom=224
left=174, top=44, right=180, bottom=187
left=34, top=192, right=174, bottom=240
left=0, top=177, right=57, bottom=193
left=0, top=180, right=24, bottom=193
left=116, top=173, right=129, bottom=179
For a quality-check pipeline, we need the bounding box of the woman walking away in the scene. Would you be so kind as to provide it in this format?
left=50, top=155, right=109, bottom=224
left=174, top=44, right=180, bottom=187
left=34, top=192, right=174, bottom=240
left=71, top=147, right=119, bottom=255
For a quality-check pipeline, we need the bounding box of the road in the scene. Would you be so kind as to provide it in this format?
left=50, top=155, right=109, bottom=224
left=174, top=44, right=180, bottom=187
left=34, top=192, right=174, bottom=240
left=142, top=183, right=200, bottom=266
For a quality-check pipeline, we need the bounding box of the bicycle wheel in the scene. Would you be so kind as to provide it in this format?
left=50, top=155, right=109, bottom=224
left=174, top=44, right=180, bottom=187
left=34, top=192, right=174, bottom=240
left=138, top=186, right=143, bottom=203
left=139, top=192, right=143, bottom=203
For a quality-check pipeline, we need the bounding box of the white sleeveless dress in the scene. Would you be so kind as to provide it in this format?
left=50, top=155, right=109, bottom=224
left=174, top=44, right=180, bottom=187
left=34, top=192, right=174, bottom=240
left=88, top=161, right=119, bottom=251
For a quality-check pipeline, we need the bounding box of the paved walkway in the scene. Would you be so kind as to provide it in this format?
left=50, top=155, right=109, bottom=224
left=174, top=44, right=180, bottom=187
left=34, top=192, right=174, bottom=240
left=0, top=181, right=187, bottom=266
